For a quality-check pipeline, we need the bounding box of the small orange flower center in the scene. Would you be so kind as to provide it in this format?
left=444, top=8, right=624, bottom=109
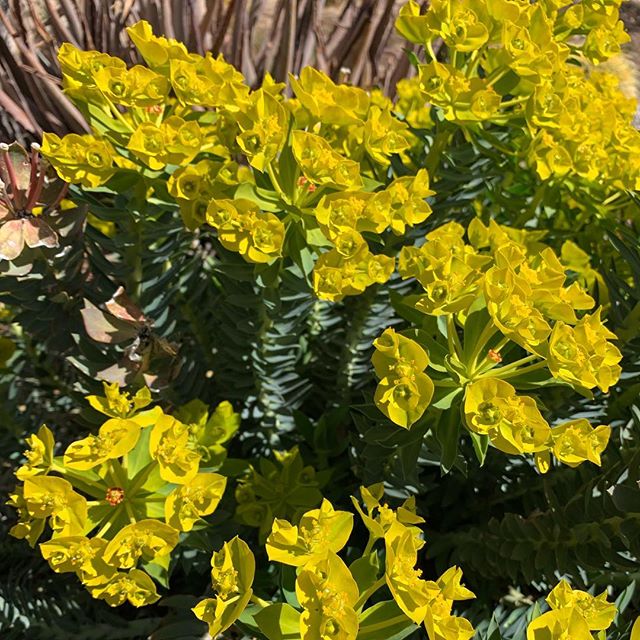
left=105, top=486, right=125, bottom=506
left=297, top=176, right=317, bottom=192
left=488, top=349, right=502, bottom=363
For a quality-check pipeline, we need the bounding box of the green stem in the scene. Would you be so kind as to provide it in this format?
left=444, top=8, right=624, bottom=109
left=426, top=40, right=437, bottom=62
left=499, top=96, right=528, bottom=109
left=424, top=127, right=453, bottom=176
left=447, top=314, right=463, bottom=360
left=486, top=67, right=509, bottom=88
left=355, top=576, right=386, bottom=612
left=124, top=499, right=137, bottom=524
left=363, top=534, right=376, bottom=557
left=108, top=460, right=128, bottom=488
left=466, top=323, right=499, bottom=373
left=433, top=378, right=459, bottom=388
left=518, top=180, right=551, bottom=226
left=127, top=462, right=156, bottom=497
left=267, top=162, right=290, bottom=204
left=250, top=594, right=270, bottom=608
left=482, top=358, right=546, bottom=380
left=357, top=613, right=413, bottom=633
left=94, top=505, right=122, bottom=538
left=125, top=211, right=144, bottom=301
left=106, top=100, right=134, bottom=132
left=337, top=286, right=379, bottom=405
left=496, top=360, right=548, bottom=380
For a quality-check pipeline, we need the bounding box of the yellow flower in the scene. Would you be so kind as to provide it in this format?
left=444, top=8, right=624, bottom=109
left=560, top=241, right=608, bottom=307
left=395, top=0, right=431, bottom=44
left=126, top=20, right=191, bottom=69
left=418, top=62, right=501, bottom=124
left=177, top=399, right=240, bottom=466
left=165, top=472, right=227, bottom=532
left=63, top=418, right=142, bottom=470
left=313, top=244, right=395, bottom=302
left=93, top=64, right=169, bottom=107
left=206, top=198, right=285, bottom=264
left=385, top=526, right=432, bottom=623
left=235, top=446, right=323, bottom=539
left=236, top=89, right=289, bottom=171
left=314, top=192, right=376, bottom=239
left=351, top=484, right=425, bottom=543
left=546, top=580, right=616, bottom=631
left=292, top=130, right=363, bottom=191
left=266, top=499, right=353, bottom=566
left=127, top=116, right=203, bottom=170
left=41, top=133, right=116, bottom=188
left=464, top=379, right=551, bottom=455
left=376, top=169, right=434, bottom=235
left=103, top=519, right=179, bottom=569
left=23, top=476, right=88, bottom=536
left=244, top=210, right=286, bottom=264
left=395, top=76, right=433, bottom=129
left=550, top=420, right=611, bottom=468
left=296, top=552, right=360, bottom=640
left=463, top=377, right=517, bottom=433
left=290, top=67, right=369, bottom=126
left=436, top=567, right=475, bottom=602
left=372, top=328, right=434, bottom=429
left=57, top=43, right=125, bottom=105
left=8, top=488, right=46, bottom=547
left=526, top=608, right=592, bottom=640
left=192, top=537, right=255, bottom=638
left=40, top=536, right=112, bottom=581
left=149, top=413, right=201, bottom=484
left=16, top=425, right=54, bottom=480
left=547, top=310, right=621, bottom=392
left=86, top=383, right=152, bottom=419
left=374, top=373, right=435, bottom=430
left=424, top=610, right=475, bottom=640
left=169, top=53, right=249, bottom=108
left=583, top=17, right=629, bottom=64
left=90, top=569, right=160, bottom=607
left=168, top=158, right=243, bottom=229
left=363, top=106, right=414, bottom=166
left=424, top=0, right=489, bottom=53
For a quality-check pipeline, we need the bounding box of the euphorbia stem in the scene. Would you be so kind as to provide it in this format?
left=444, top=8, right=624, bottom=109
left=355, top=576, right=386, bottom=611
left=356, top=613, right=412, bottom=632
left=482, top=357, right=546, bottom=380
left=466, top=323, right=499, bottom=373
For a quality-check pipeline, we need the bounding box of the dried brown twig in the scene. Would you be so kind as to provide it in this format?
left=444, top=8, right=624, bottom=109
left=0, top=0, right=418, bottom=142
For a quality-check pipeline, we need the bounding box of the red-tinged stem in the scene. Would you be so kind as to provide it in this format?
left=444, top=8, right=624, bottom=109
left=24, top=144, right=46, bottom=213
left=0, top=144, right=24, bottom=210
left=48, top=183, right=69, bottom=213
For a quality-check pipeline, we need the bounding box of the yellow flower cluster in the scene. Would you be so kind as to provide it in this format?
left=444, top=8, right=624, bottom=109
left=41, top=133, right=116, bottom=188
left=355, top=485, right=475, bottom=640
left=9, top=383, right=238, bottom=607
left=371, top=219, right=620, bottom=470
left=194, top=488, right=476, bottom=640
left=234, top=446, right=323, bottom=540
left=396, top=0, right=640, bottom=191
left=465, top=378, right=610, bottom=473
left=526, top=580, right=617, bottom=639
left=206, top=198, right=285, bottom=264
left=189, top=485, right=474, bottom=640
left=192, top=537, right=256, bottom=638
left=40, top=23, right=437, bottom=301
left=312, top=170, right=434, bottom=302
left=372, top=327, right=434, bottom=428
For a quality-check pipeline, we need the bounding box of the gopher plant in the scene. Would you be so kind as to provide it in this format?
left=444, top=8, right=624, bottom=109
left=2, top=1, right=640, bottom=639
